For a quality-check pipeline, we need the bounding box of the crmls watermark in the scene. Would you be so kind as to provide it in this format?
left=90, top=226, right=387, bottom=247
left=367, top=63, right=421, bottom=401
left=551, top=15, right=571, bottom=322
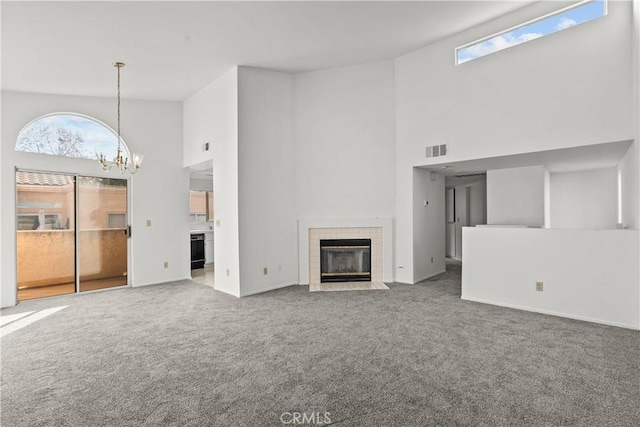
left=280, top=411, right=331, bottom=425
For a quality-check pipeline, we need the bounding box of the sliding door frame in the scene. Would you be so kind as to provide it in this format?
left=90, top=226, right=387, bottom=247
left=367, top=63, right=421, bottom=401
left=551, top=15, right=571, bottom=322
left=14, top=167, right=132, bottom=301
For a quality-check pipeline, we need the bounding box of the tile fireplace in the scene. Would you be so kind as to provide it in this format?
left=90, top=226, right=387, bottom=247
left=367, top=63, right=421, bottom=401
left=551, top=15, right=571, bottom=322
left=298, top=218, right=393, bottom=285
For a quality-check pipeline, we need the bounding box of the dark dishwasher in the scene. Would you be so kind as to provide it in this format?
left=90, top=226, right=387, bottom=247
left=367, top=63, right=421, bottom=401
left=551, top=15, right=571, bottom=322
left=191, top=233, right=205, bottom=269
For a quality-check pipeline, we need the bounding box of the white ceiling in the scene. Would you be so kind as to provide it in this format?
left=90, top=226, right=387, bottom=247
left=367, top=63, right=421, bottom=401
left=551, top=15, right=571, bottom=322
left=1, top=0, right=536, bottom=101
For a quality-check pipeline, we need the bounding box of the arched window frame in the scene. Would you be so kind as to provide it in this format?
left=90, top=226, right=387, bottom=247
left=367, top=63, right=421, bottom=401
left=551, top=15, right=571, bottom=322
left=14, top=112, right=132, bottom=161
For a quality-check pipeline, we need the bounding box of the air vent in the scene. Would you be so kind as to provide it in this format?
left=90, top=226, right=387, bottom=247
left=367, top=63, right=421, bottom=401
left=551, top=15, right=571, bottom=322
left=426, top=144, right=447, bottom=158
left=453, top=173, right=486, bottom=178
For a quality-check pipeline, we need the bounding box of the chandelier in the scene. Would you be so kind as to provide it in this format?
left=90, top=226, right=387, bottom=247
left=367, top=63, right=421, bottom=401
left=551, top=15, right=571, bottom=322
left=97, top=62, right=143, bottom=174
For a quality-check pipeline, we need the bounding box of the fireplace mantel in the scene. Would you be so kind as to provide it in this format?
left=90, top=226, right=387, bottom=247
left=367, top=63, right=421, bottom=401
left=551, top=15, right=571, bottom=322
left=298, top=218, right=393, bottom=285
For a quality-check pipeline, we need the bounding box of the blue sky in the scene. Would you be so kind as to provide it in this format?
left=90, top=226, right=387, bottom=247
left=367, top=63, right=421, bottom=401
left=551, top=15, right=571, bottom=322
left=19, top=114, right=125, bottom=159
left=457, top=0, right=606, bottom=64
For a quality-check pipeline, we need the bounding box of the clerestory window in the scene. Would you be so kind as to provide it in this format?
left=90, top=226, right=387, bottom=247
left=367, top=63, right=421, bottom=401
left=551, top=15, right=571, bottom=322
left=456, top=0, right=607, bottom=65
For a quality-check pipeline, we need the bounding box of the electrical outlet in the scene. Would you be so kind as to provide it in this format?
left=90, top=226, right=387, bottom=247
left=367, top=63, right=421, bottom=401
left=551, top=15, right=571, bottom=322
left=536, top=281, right=543, bottom=292
left=164, top=261, right=169, bottom=269
left=263, top=267, right=268, bottom=275
left=146, top=219, right=152, bottom=227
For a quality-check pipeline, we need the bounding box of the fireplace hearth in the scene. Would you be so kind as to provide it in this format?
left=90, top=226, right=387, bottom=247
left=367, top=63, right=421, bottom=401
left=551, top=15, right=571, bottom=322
left=320, top=239, right=371, bottom=283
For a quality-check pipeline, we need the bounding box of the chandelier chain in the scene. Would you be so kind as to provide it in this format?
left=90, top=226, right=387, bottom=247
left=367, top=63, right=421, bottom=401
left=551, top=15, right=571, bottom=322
left=97, top=61, right=142, bottom=174
left=116, top=63, right=121, bottom=151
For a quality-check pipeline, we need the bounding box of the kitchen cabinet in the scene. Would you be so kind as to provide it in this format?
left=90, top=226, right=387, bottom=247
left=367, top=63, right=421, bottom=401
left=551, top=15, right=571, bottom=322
left=190, top=191, right=214, bottom=223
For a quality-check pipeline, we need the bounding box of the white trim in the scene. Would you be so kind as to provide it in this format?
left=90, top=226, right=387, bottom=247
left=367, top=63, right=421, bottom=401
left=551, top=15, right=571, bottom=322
left=131, top=276, right=191, bottom=288
left=414, top=269, right=447, bottom=285
left=462, top=296, right=639, bottom=330
left=239, top=282, right=298, bottom=297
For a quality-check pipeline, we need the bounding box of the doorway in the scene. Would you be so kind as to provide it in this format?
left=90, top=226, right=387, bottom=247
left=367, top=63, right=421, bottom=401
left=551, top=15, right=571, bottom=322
left=188, top=161, right=214, bottom=287
left=16, top=170, right=128, bottom=301
left=445, top=175, right=487, bottom=261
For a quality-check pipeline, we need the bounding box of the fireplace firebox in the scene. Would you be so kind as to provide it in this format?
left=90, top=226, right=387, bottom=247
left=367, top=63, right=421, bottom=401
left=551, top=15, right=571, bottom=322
left=320, top=239, right=371, bottom=283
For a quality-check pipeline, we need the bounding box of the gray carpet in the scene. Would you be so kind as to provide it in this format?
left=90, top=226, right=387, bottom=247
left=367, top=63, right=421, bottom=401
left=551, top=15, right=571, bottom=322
left=1, top=263, right=639, bottom=426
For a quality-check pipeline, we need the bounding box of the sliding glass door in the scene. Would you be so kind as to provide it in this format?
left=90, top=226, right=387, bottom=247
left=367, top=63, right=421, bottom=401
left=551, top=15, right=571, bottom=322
left=16, top=171, right=77, bottom=300
left=78, top=176, right=128, bottom=292
left=16, top=171, right=128, bottom=301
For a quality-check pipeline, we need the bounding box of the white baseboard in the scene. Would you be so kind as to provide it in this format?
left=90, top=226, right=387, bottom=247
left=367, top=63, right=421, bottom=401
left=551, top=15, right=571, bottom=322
left=239, top=282, right=298, bottom=297
left=461, top=296, right=639, bottom=330
left=132, top=276, right=191, bottom=288
left=413, top=270, right=447, bottom=284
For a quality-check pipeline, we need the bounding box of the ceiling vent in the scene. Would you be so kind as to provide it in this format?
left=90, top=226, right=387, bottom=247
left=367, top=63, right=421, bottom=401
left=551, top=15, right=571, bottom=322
left=426, top=144, right=447, bottom=158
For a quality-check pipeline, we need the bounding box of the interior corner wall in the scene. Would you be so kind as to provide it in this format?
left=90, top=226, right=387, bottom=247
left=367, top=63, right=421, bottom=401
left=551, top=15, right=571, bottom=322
left=237, top=67, right=297, bottom=296
left=487, top=165, right=545, bottom=227
left=550, top=168, right=618, bottom=230
left=1, top=91, right=188, bottom=307
left=413, top=169, right=445, bottom=282
left=183, top=67, right=241, bottom=297
left=293, top=60, right=396, bottom=219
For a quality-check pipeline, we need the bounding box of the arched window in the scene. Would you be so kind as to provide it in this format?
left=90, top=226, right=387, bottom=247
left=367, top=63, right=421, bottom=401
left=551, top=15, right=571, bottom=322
left=15, top=113, right=129, bottom=161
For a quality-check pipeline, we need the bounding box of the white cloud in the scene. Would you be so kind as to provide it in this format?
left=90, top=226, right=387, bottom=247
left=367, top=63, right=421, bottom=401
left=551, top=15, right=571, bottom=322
left=556, top=18, right=578, bottom=31
left=460, top=31, right=543, bottom=62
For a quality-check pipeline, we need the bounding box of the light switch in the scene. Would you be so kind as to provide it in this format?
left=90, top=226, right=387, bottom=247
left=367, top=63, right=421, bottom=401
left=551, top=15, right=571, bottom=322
left=146, top=220, right=152, bottom=227
left=215, top=219, right=221, bottom=227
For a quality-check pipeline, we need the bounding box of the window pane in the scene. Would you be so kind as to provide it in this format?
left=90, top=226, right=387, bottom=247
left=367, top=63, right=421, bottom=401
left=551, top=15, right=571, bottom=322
left=457, top=0, right=607, bottom=64
left=15, top=114, right=127, bottom=161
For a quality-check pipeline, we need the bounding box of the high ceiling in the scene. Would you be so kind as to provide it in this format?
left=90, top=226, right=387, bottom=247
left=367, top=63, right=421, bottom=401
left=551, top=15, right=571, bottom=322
left=1, top=0, right=537, bottom=101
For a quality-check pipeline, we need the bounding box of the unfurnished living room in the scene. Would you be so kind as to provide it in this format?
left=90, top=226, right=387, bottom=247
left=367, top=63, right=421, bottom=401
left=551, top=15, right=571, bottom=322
left=1, top=1, right=639, bottom=426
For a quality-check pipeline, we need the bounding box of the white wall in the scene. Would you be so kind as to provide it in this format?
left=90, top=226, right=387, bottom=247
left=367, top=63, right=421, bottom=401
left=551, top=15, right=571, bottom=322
left=413, top=169, right=445, bottom=283
left=468, top=179, right=486, bottom=227
left=550, top=168, right=618, bottom=229
left=190, top=177, right=213, bottom=192
left=634, top=0, right=640, bottom=327
left=395, top=0, right=634, bottom=276
left=294, top=60, right=396, bottom=219
left=237, top=67, right=297, bottom=296
left=1, top=91, right=188, bottom=307
left=184, top=68, right=238, bottom=168
left=462, top=227, right=640, bottom=329
left=183, top=67, right=240, bottom=297
left=396, top=1, right=632, bottom=165
left=487, top=165, right=545, bottom=227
